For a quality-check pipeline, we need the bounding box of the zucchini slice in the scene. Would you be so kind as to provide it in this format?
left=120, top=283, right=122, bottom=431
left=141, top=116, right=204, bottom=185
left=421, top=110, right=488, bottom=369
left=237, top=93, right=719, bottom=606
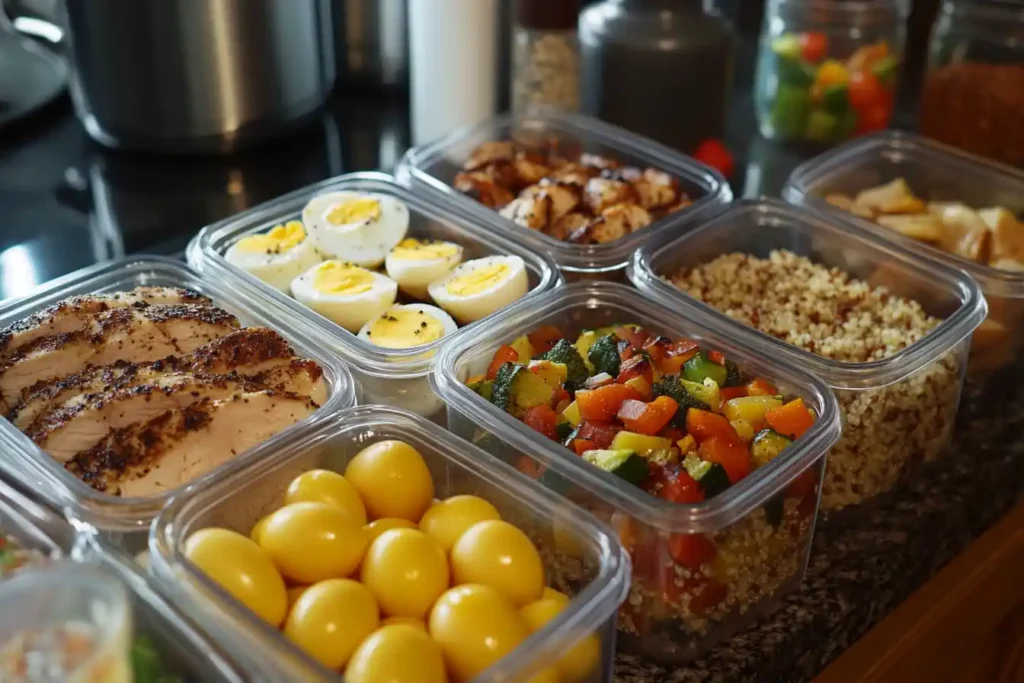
left=583, top=449, right=649, bottom=485
left=683, top=454, right=732, bottom=499
left=751, top=429, right=794, bottom=467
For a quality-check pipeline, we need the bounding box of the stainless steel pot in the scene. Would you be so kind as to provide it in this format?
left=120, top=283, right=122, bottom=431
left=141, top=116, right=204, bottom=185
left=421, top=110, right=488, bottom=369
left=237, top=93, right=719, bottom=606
left=60, top=0, right=336, bottom=154
left=334, top=0, right=408, bottom=89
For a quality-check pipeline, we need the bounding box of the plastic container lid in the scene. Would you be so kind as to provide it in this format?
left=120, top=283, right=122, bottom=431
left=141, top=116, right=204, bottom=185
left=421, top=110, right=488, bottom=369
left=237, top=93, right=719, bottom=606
left=0, top=479, right=246, bottom=682
left=398, top=109, right=733, bottom=274
left=630, top=198, right=987, bottom=390
left=0, top=256, right=357, bottom=534
left=188, top=172, right=561, bottom=380
left=784, top=130, right=1024, bottom=302
left=433, top=281, right=842, bottom=533
left=149, top=404, right=631, bottom=682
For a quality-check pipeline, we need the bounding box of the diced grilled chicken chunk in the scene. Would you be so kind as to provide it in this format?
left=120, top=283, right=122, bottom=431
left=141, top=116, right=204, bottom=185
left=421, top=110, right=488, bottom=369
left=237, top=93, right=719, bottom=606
left=513, top=152, right=552, bottom=187
left=578, top=153, right=620, bottom=172
left=0, top=287, right=208, bottom=362
left=631, top=168, right=680, bottom=211
left=464, top=141, right=516, bottom=171
left=0, top=304, right=239, bottom=408
left=591, top=203, right=653, bottom=243
left=66, top=391, right=319, bottom=497
left=584, top=177, right=639, bottom=215
left=454, top=171, right=515, bottom=209
left=548, top=163, right=600, bottom=185
left=550, top=213, right=591, bottom=241
left=27, top=373, right=270, bottom=462
left=524, top=180, right=581, bottom=222
left=500, top=195, right=552, bottom=231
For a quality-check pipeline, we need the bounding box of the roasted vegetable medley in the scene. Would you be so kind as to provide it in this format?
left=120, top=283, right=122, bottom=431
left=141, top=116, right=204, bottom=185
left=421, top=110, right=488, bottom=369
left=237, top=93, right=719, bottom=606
left=467, top=324, right=816, bottom=502
left=454, top=141, right=691, bottom=244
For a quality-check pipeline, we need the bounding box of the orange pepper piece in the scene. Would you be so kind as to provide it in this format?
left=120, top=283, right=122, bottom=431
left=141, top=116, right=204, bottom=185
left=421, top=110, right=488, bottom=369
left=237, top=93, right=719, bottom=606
left=765, top=398, right=815, bottom=439
left=617, top=396, right=679, bottom=435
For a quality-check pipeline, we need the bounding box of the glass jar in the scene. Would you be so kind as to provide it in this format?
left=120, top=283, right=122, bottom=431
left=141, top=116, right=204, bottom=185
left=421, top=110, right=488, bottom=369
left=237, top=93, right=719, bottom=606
left=920, top=0, right=1024, bottom=166
left=511, top=0, right=582, bottom=112
left=754, top=0, right=908, bottom=146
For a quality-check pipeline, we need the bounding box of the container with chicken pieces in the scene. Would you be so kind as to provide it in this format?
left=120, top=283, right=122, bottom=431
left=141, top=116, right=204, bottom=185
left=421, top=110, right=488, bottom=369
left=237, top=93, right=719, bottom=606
left=785, top=131, right=1024, bottom=374
left=0, top=478, right=246, bottom=683
left=0, top=257, right=356, bottom=542
left=148, top=405, right=629, bottom=682
left=432, top=282, right=842, bottom=662
left=399, top=111, right=732, bottom=278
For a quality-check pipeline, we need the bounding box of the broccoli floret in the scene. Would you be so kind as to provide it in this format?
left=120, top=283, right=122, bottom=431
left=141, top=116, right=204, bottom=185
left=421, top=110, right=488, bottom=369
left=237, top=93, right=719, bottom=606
left=587, top=334, right=620, bottom=377
left=653, top=375, right=709, bottom=427
left=538, top=339, right=589, bottom=388
left=724, top=359, right=744, bottom=388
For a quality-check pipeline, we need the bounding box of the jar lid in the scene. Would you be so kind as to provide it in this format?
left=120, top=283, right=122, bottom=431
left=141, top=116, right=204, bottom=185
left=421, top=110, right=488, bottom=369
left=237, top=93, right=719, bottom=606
left=516, top=0, right=581, bottom=31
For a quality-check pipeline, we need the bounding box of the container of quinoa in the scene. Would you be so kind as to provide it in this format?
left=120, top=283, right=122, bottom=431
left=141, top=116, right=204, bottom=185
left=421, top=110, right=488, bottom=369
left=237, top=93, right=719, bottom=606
left=784, top=130, right=1024, bottom=375
left=398, top=110, right=732, bottom=279
left=433, top=282, right=841, bottom=663
left=0, top=478, right=248, bottom=682
left=630, top=198, right=986, bottom=511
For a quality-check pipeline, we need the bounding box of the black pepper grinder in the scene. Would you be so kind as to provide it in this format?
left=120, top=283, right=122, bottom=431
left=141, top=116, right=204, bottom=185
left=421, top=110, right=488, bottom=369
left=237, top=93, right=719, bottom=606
left=579, top=0, right=737, bottom=153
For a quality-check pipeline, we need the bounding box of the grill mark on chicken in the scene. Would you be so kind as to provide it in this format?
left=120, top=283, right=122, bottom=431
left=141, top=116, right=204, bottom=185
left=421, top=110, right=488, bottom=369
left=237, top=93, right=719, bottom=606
left=66, top=391, right=319, bottom=496
left=0, top=287, right=208, bottom=359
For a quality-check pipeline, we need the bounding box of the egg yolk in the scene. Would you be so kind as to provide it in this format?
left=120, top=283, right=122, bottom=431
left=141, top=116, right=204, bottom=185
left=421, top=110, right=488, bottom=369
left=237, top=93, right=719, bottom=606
left=365, top=306, right=446, bottom=348
left=326, top=198, right=382, bottom=226
left=390, top=239, right=460, bottom=261
left=313, top=262, right=376, bottom=296
left=446, top=262, right=509, bottom=296
left=235, top=221, right=306, bottom=255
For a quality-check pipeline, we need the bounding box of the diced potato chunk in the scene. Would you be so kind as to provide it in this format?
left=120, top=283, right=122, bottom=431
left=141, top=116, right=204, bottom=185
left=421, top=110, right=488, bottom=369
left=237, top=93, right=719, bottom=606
left=980, top=207, right=1024, bottom=265
left=876, top=214, right=945, bottom=243
left=934, top=205, right=991, bottom=263
left=853, top=178, right=915, bottom=214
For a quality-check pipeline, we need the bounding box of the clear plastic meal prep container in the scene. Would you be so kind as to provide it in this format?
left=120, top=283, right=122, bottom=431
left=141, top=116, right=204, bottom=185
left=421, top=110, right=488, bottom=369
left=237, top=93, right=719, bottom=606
left=397, top=110, right=733, bottom=278
left=149, top=404, right=630, bottom=682
left=432, top=282, right=843, bottom=663
left=188, top=172, right=560, bottom=420
left=0, top=256, right=356, bottom=542
left=783, top=130, right=1024, bottom=375
left=630, top=198, right=986, bottom=511
left=0, top=478, right=247, bottom=682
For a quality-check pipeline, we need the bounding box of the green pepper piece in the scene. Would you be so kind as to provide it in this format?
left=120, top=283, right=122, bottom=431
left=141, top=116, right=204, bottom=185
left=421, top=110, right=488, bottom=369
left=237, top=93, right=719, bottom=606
left=820, top=83, right=850, bottom=116
left=833, top=107, right=858, bottom=141
left=775, top=55, right=817, bottom=89
left=804, top=109, right=839, bottom=142
left=871, top=55, right=900, bottom=87
left=770, top=34, right=802, bottom=61
left=770, top=84, right=812, bottom=138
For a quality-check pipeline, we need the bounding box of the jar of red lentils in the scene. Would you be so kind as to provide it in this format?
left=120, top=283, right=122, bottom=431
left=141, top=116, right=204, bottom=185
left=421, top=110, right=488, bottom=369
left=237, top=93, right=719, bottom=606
left=919, top=0, right=1024, bottom=166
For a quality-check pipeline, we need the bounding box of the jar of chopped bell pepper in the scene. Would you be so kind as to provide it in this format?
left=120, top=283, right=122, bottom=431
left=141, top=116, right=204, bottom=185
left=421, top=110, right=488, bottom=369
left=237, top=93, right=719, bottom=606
left=754, top=0, right=908, bottom=146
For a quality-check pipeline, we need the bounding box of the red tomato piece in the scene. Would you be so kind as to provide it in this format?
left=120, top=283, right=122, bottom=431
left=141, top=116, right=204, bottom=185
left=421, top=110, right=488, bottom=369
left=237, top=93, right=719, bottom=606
left=527, top=325, right=563, bottom=354
left=799, top=31, right=829, bottom=63
left=699, top=435, right=752, bottom=484
left=523, top=404, right=559, bottom=440
left=685, top=409, right=739, bottom=443
left=668, top=533, right=717, bottom=569
left=486, top=345, right=519, bottom=380
left=692, top=139, right=735, bottom=179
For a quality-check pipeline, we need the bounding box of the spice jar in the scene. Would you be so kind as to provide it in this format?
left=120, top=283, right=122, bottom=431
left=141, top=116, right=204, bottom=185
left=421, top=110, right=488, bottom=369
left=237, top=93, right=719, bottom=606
left=579, top=0, right=736, bottom=154
left=753, top=0, right=908, bottom=146
left=920, top=0, right=1024, bottom=166
left=511, top=0, right=582, bottom=112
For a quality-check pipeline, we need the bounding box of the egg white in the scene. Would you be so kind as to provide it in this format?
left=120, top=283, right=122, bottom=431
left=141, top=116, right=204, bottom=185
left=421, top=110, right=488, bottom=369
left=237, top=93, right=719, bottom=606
left=428, top=255, right=530, bottom=324
left=385, top=239, right=464, bottom=300
left=290, top=260, right=398, bottom=332
left=224, top=225, right=322, bottom=293
left=357, top=303, right=459, bottom=350
left=302, top=191, right=410, bottom=268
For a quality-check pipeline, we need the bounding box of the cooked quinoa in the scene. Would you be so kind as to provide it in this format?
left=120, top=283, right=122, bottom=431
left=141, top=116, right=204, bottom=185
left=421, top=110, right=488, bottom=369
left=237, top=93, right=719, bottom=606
left=668, top=249, right=964, bottom=509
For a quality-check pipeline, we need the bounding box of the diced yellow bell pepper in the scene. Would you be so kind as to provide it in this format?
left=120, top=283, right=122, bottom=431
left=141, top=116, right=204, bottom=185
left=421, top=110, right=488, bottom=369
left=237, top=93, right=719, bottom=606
left=676, top=434, right=696, bottom=455
left=729, top=418, right=756, bottom=443
left=815, top=59, right=850, bottom=89
left=723, top=395, right=783, bottom=424
left=610, top=431, right=673, bottom=456
left=561, top=400, right=581, bottom=428
left=527, top=359, right=568, bottom=389
left=509, top=335, right=535, bottom=362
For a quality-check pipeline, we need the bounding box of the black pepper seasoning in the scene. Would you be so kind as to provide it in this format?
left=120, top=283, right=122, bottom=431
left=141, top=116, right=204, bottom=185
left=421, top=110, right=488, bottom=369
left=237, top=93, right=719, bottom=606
left=579, top=0, right=737, bottom=153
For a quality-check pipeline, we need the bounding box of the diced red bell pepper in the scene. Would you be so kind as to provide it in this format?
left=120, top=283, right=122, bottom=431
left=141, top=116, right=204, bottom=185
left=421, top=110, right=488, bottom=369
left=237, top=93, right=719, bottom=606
left=668, top=533, right=717, bottom=569
left=641, top=335, right=672, bottom=365
left=689, top=579, right=729, bottom=616
left=523, top=404, right=559, bottom=441
left=799, top=31, right=828, bottom=63
left=576, top=421, right=622, bottom=449
left=746, top=378, right=778, bottom=397
left=552, top=386, right=571, bottom=405
left=699, top=435, right=752, bottom=484
left=659, top=469, right=705, bottom=504
left=486, top=345, right=519, bottom=380
left=764, top=398, right=815, bottom=439
left=685, top=409, right=739, bottom=444
left=657, top=339, right=701, bottom=375
left=576, top=384, right=643, bottom=422
left=527, top=325, right=563, bottom=354
left=720, top=386, right=748, bottom=401
left=618, top=395, right=679, bottom=435
left=707, top=350, right=726, bottom=366
left=516, top=456, right=544, bottom=479
left=659, top=425, right=686, bottom=442
left=693, top=139, right=735, bottom=179
left=614, top=325, right=648, bottom=350
left=617, top=354, right=654, bottom=387
left=572, top=438, right=598, bottom=456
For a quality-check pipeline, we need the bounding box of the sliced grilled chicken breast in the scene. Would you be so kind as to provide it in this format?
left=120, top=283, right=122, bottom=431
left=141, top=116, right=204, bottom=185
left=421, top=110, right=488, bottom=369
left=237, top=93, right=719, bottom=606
left=8, top=328, right=323, bottom=429
left=66, top=391, right=319, bottom=497
left=27, top=373, right=268, bottom=462
left=0, top=288, right=208, bottom=362
left=0, top=304, right=239, bottom=407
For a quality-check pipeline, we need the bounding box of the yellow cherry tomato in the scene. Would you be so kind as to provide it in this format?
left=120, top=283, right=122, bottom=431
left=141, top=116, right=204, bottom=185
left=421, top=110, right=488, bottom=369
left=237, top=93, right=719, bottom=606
left=345, top=624, right=447, bottom=683
left=450, top=520, right=545, bottom=607
left=419, top=495, right=501, bottom=551
left=542, top=587, right=571, bottom=605
left=183, top=528, right=287, bottom=627
left=259, top=502, right=368, bottom=584
left=520, top=599, right=600, bottom=683
left=284, top=579, right=379, bottom=670
left=285, top=469, right=367, bottom=525
left=286, top=585, right=310, bottom=611
left=345, top=440, right=434, bottom=521
left=429, top=584, right=530, bottom=682
left=361, top=529, right=449, bottom=618
left=365, top=517, right=417, bottom=542
left=250, top=515, right=270, bottom=544
left=382, top=616, right=427, bottom=632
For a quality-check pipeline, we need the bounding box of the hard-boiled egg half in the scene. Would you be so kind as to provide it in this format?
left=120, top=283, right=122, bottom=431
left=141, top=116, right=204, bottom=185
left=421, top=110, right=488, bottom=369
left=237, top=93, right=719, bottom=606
left=358, top=303, right=458, bottom=350
left=428, top=255, right=529, bottom=324
left=223, top=221, right=322, bottom=293
left=303, top=191, right=409, bottom=269
left=385, top=238, right=464, bottom=300
left=291, top=260, right=397, bottom=332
